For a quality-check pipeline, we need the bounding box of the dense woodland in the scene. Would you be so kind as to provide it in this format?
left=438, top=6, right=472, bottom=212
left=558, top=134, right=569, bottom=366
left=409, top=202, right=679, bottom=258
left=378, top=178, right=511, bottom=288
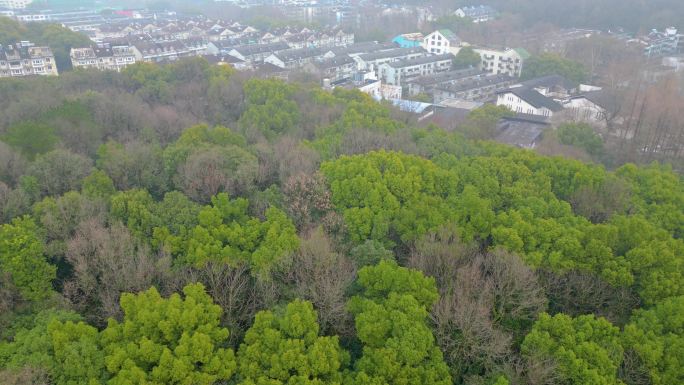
left=0, top=56, right=683, bottom=385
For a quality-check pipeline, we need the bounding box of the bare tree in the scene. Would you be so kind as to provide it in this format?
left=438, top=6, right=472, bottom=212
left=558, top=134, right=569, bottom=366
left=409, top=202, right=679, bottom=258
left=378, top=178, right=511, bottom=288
left=284, top=228, right=356, bottom=338
left=537, top=269, right=640, bottom=325
left=173, top=262, right=258, bottom=347
left=0, top=367, right=50, bottom=385
left=64, top=220, right=173, bottom=326
left=409, top=228, right=546, bottom=382
left=283, top=172, right=333, bottom=231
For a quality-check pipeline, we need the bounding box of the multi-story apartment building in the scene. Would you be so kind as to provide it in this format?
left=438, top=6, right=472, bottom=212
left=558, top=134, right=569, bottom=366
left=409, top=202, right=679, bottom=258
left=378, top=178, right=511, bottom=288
left=474, top=47, right=530, bottom=77
left=356, top=47, right=426, bottom=76
left=0, top=0, right=32, bottom=9
left=432, top=74, right=514, bottom=103
left=303, top=55, right=356, bottom=83
left=379, top=53, right=454, bottom=87
left=70, top=44, right=137, bottom=72
left=0, top=42, right=58, bottom=78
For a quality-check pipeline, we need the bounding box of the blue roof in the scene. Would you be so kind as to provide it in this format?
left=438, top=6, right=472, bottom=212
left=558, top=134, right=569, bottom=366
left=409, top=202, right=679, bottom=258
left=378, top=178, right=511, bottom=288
left=386, top=98, right=433, bottom=114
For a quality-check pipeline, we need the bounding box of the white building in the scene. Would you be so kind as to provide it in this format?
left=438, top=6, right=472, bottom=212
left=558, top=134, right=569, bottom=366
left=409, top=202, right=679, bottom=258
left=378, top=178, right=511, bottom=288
left=350, top=79, right=402, bottom=100
left=496, top=87, right=563, bottom=117
left=264, top=47, right=326, bottom=69
left=303, top=55, right=356, bottom=83
left=454, top=5, right=497, bottom=23
left=474, top=47, right=530, bottom=77
left=379, top=53, right=454, bottom=87
left=564, top=92, right=608, bottom=126
left=0, top=0, right=32, bottom=9
left=422, top=29, right=464, bottom=55
left=0, top=42, right=58, bottom=78
left=355, top=47, right=426, bottom=76
left=71, top=44, right=137, bottom=72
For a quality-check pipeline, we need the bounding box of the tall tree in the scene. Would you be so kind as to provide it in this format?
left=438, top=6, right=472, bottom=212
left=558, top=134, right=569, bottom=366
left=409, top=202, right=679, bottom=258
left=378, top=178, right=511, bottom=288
left=0, top=216, right=55, bottom=302
left=348, top=260, right=452, bottom=385
left=100, top=283, right=236, bottom=385
left=236, top=299, right=350, bottom=385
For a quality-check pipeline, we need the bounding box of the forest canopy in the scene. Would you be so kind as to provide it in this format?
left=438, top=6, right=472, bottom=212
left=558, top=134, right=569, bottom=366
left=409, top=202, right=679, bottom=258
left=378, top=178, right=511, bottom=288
left=0, top=57, right=683, bottom=385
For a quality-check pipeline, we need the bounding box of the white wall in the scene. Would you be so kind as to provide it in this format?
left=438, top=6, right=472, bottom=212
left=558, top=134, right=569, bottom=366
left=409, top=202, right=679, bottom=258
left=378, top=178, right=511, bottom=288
left=496, top=92, right=553, bottom=116
left=475, top=48, right=523, bottom=77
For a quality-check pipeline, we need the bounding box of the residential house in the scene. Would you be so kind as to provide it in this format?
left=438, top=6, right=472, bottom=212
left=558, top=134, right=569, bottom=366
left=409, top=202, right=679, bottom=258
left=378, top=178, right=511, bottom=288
left=422, top=29, right=464, bottom=55
left=474, top=46, right=530, bottom=77
left=379, top=53, right=454, bottom=87
left=254, top=62, right=289, bottom=81
left=227, top=42, right=290, bottom=63
left=203, top=54, right=250, bottom=70
left=70, top=43, right=137, bottom=72
left=130, top=39, right=203, bottom=63
left=0, top=42, right=58, bottom=77
left=496, top=87, right=563, bottom=117
left=264, top=47, right=326, bottom=69
left=454, top=5, right=497, bottom=23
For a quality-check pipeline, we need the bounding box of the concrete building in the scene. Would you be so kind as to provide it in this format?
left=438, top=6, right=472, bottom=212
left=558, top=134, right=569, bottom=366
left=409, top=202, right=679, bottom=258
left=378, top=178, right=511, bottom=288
left=303, top=55, right=356, bottom=83
left=432, top=73, right=514, bottom=103
left=70, top=44, right=137, bottom=72
left=0, top=42, right=58, bottom=78
left=406, top=67, right=483, bottom=96
left=474, top=46, right=530, bottom=77
left=356, top=47, right=426, bottom=75
left=378, top=53, right=454, bottom=87
left=422, top=29, right=464, bottom=55
left=454, top=5, right=497, bottom=23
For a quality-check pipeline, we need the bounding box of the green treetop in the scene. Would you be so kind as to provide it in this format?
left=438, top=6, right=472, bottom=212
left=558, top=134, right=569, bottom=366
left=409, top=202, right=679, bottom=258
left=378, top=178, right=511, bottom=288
left=521, top=313, right=623, bottom=385
left=0, top=216, right=56, bottom=301
left=348, top=260, right=451, bottom=385
left=100, top=283, right=236, bottom=385
left=236, top=299, right=350, bottom=385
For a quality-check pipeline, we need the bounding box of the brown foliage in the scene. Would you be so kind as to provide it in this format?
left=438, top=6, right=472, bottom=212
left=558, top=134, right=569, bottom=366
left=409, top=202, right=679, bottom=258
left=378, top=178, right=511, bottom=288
left=285, top=228, right=356, bottom=338
left=538, top=269, right=640, bottom=325
left=173, top=262, right=258, bottom=347
left=283, top=172, right=333, bottom=231
left=0, top=367, right=50, bottom=385
left=64, top=220, right=172, bottom=325
left=409, top=228, right=547, bottom=381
